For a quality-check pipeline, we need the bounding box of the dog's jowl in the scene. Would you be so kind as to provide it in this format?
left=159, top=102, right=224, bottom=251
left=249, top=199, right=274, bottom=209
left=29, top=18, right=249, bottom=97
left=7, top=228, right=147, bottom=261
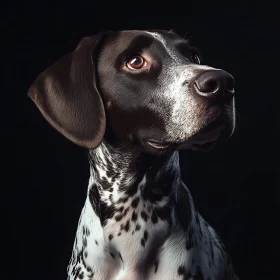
left=29, top=30, right=239, bottom=280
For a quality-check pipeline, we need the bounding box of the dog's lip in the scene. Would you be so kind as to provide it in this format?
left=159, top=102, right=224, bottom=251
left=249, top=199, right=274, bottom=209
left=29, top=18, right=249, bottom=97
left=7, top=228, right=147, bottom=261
left=147, top=139, right=171, bottom=150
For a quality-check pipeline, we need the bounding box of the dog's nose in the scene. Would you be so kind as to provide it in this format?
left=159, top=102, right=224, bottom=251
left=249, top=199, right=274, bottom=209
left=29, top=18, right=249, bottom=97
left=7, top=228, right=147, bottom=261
left=193, top=70, right=235, bottom=101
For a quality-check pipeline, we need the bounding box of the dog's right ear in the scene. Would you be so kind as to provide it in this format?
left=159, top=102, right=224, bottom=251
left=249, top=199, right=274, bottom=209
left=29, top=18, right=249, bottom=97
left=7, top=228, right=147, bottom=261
left=28, top=33, right=108, bottom=149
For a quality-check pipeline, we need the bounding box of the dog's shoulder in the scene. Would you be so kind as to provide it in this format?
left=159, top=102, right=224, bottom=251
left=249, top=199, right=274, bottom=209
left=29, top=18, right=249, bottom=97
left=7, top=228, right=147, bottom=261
left=175, top=182, right=238, bottom=279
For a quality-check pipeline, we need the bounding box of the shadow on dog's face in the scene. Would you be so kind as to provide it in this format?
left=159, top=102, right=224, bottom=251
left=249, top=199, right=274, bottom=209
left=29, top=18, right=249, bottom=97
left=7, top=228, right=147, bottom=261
left=28, top=29, right=235, bottom=153
left=97, top=30, right=236, bottom=152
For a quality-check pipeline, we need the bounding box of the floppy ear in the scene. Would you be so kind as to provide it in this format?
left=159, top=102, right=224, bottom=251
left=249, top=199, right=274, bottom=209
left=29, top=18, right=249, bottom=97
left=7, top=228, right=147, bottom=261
left=28, top=33, right=107, bottom=149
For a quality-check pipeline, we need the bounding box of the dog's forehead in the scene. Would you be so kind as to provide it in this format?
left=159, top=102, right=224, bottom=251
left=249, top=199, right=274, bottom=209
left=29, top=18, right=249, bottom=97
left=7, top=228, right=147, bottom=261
left=103, top=29, right=186, bottom=56
left=117, top=29, right=182, bottom=42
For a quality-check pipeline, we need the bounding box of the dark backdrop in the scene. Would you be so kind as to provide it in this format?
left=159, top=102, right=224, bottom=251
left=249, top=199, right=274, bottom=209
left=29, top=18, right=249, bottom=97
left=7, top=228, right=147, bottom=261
left=3, top=6, right=279, bottom=280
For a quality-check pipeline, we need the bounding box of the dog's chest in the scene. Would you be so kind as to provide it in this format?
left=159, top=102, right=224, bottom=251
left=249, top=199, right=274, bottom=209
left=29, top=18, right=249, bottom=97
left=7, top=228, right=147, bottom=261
left=67, top=197, right=221, bottom=280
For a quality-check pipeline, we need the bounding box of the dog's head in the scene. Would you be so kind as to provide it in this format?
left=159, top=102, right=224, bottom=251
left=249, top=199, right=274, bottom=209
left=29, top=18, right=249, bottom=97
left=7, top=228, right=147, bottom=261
left=28, top=30, right=235, bottom=152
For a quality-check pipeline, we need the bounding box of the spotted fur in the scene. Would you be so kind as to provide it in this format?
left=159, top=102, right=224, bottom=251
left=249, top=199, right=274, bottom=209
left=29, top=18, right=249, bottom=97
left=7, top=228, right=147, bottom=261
left=67, top=142, right=238, bottom=280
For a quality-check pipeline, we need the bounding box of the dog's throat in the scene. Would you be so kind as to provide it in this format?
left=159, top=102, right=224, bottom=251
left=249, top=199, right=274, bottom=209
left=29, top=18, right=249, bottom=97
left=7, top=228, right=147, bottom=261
left=88, top=143, right=181, bottom=228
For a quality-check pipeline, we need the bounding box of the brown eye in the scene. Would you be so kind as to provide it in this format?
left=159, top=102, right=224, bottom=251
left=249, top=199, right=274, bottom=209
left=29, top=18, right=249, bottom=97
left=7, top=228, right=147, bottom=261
left=126, top=56, right=146, bottom=70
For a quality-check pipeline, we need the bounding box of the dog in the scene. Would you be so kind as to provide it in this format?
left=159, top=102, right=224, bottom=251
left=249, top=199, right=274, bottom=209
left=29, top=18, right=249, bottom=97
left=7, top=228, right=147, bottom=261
left=28, top=29, right=239, bottom=280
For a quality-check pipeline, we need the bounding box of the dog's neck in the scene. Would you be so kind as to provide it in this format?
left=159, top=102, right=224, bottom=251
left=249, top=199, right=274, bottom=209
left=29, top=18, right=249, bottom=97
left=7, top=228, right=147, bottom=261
left=69, top=141, right=192, bottom=275
left=83, top=141, right=183, bottom=270
left=88, top=141, right=181, bottom=229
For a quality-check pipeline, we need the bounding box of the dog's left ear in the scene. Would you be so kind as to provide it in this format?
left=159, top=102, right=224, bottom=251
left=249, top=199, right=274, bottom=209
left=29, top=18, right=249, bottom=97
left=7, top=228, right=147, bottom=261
left=28, top=32, right=108, bottom=149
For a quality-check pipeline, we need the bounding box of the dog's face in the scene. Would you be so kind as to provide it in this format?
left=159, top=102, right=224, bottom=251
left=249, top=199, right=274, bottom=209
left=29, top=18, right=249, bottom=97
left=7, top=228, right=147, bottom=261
left=97, top=30, right=235, bottom=151
left=28, top=29, right=235, bottom=152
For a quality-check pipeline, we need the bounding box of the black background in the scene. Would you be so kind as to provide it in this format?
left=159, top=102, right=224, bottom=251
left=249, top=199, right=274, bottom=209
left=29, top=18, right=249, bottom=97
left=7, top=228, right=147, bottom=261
left=3, top=5, right=279, bottom=280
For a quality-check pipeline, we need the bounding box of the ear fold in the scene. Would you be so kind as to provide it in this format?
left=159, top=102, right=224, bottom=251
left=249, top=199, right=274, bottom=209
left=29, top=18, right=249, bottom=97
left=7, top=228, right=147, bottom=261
left=28, top=33, right=107, bottom=149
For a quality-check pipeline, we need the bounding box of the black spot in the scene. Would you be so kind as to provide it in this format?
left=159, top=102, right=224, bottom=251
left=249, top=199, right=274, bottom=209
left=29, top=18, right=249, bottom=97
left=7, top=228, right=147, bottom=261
left=100, top=201, right=116, bottom=226
left=131, top=197, right=140, bottom=208
left=135, top=224, right=141, bottom=231
left=178, top=265, right=185, bottom=275
left=118, top=196, right=129, bottom=204
left=95, top=240, right=98, bottom=245
left=143, top=165, right=176, bottom=203
left=78, top=271, right=84, bottom=279
left=141, top=211, right=148, bottom=222
left=115, top=214, right=123, bottom=221
left=154, top=260, right=159, bottom=273
left=117, top=206, right=124, bottom=213
left=84, top=251, right=88, bottom=258
left=82, top=237, right=87, bottom=248
left=118, top=232, right=122, bottom=236
left=194, top=265, right=204, bottom=280
left=100, top=176, right=112, bottom=190
left=86, top=266, right=92, bottom=272
left=118, top=252, right=123, bottom=262
left=141, top=238, right=145, bottom=247
left=85, top=228, right=90, bottom=236
left=124, top=220, right=130, bottom=232
left=131, top=210, right=138, bottom=222
left=178, top=265, right=192, bottom=279
left=123, top=207, right=129, bottom=217
left=109, top=187, right=113, bottom=192
left=144, top=230, right=148, bottom=241
left=151, top=210, right=158, bottom=224
left=110, top=252, right=115, bottom=259
left=89, top=184, right=101, bottom=216
left=75, top=267, right=82, bottom=279
left=108, top=234, right=113, bottom=241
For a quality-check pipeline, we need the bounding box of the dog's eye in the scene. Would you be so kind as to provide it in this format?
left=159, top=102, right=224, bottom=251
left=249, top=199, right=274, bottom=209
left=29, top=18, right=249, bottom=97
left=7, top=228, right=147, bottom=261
left=126, top=56, right=146, bottom=70
left=192, top=54, right=201, bottom=64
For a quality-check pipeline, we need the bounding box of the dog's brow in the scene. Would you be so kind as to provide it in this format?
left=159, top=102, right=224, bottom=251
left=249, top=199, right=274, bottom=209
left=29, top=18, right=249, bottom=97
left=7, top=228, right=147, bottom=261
left=144, top=31, right=181, bottom=63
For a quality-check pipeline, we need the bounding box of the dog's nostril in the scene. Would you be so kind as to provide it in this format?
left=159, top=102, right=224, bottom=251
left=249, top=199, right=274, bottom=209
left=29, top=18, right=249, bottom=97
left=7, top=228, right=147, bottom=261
left=195, top=78, right=219, bottom=93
